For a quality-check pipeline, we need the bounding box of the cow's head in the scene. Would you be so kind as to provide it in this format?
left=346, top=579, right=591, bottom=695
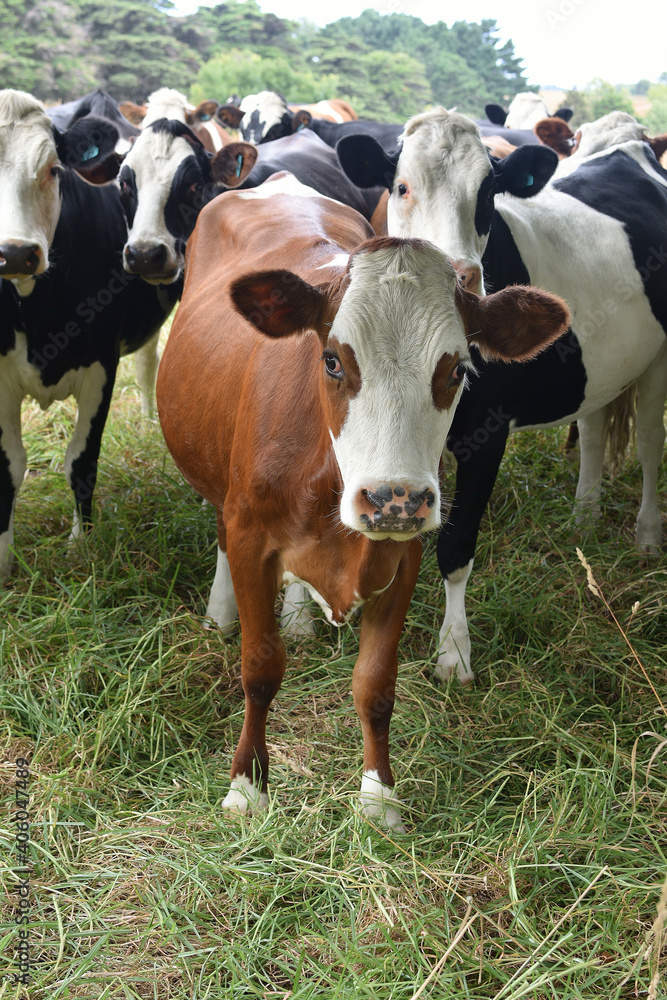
left=0, top=89, right=121, bottom=290
left=231, top=91, right=309, bottom=145
left=231, top=236, right=569, bottom=540
left=118, top=118, right=257, bottom=284
left=337, top=108, right=558, bottom=295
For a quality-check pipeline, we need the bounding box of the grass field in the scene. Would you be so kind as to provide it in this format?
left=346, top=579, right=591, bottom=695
left=1, top=332, right=666, bottom=999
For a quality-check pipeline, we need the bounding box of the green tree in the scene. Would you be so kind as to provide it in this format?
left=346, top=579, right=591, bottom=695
left=76, top=0, right=199, bottom=100
left=561, top=88, right=593, bottom=128
left=585, top=78, right=635, bottom=120
left=191, top=48, right=339, bottom=105
left=644, top=84, right=667, bottom=133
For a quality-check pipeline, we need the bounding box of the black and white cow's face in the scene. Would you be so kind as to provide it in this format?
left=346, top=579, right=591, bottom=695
left=0, top=89, right=121, bottom=291
left=119, top=120, right=211, bottom=284
left=238, top=91, right=292, bottom=144
left=119, top=118, right=257, bottom=285
left=337, top=108, right=559, bottom=295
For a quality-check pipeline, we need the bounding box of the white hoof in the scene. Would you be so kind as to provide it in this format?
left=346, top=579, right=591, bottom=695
left=222, top=775, right=269, bottom=814
left=360, top=770, right=406, bottom=833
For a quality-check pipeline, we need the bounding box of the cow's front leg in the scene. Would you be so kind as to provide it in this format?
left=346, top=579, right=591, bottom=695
left=223, top=543, right=285, bottom=814
left=354, top=539, right=421, bottom=833
left=0, top=395, right=27, bottom=582
left=66, top=362, right=116, bottom=539
left=132, top=331, right=161, bottom=419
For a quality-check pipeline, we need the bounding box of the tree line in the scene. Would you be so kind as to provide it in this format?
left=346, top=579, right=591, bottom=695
left=1, top=0, right=666, bottom=127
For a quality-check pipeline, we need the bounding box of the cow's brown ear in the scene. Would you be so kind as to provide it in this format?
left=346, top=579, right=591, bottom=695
left=192, top=100, right=218, bottom=122
left=230, top=270, right=329, bottom=338
left=291, top=109, right=312, bottom=132
left=211, top=142, right=257, bottom=187
left=456, top=284, right=570, bottom=361
left=217, top=104, right=244, bottom=129
left=534, top=117, right=575, bottom=158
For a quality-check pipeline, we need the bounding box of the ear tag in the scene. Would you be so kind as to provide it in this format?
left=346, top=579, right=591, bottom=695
left=236, top=153, right=243, bottom=177
left=200, top=114, right=211, bottom=121
left=296, top=122, right=305, bottom=131
left=82, top=145, right=99, bottom=162
left=523, top=174, right=534, bottom=187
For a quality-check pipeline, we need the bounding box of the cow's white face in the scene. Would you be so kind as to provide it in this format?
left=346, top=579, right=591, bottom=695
left=504, top=93, right=549, bottom=130
left=119, top=123, right=199, bottom=283
left=387, top=111, right=494, bottom=294
left=324, top=240, right=471, bottom=539
left=0, top=91, right=62, bottom=283
left=239, top=91, right=286, bottom=144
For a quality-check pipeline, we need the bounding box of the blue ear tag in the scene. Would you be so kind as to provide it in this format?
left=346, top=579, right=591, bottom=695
left=523, top=174, right=534, bottom=186
left=82, top=145, right=99, bottom=161
left=296, top=122, right=305, bottom=131
left=200, top=114, right=211, bottom=121
left=236, top=153, right=243, bottom=178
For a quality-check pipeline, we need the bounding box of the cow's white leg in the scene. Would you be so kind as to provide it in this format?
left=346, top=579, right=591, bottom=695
left=133, top=332, right=160, bottom=418
left=436, top=559, right=474, bottom=685
left=635, top=343, right=667, bottom=553
left=573, top=406, right=608, bottom=525
left=222, top=774, right=269, bottom=814
left=205, top=545, right=238, bottom=632
left=360, top=770, right=405, bottom=833
left=0, top=394, right=27, bottom=582
left=64, top=362, right=110, bottom=543
left=280, top=582, right=315, bottom=635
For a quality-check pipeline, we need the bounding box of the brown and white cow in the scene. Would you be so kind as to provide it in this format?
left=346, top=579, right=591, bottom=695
left=156, top=173, right=569, bottom=828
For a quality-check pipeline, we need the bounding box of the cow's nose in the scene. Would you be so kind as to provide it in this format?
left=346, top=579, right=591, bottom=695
left=0, top=242, right=41, bottom=276
left=355, top=484, right=438, bottom=534
left=451, top=261, right=483, bottom=295
left=124, top=243, right=168, bottom=272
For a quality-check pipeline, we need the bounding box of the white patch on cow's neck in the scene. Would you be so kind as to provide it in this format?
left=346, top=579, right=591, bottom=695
left=316, top=253, right=349, bottom=270
left=236, top=172, right=338, bottom=202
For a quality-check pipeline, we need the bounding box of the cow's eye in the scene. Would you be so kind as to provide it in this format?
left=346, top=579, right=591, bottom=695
left=323, top=352, right=343, bottom=379
left=397, top=182, right=409, bottom=198
left=448, top=363, right=466, bottom=387
left=49, top=164, right=63, bottom=178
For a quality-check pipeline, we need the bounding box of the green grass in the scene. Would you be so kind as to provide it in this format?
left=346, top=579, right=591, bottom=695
left=1, top=335, right=666, bottom=999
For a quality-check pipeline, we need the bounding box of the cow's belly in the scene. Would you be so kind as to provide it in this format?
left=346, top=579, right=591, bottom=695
left=0, top=332, right=91, bottom=411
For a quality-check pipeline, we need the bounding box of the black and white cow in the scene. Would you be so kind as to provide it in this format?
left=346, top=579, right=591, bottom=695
left=338, top=108, right=667, bottom=684
left=118, top=88, right=259, bottom=285
left=483, top=92, right=573, bottom=130
left=45, top=88, right=141, bottom=152
left=0, top=89, right=179, bottom=581
left=119, top=94, right=384, bottom=285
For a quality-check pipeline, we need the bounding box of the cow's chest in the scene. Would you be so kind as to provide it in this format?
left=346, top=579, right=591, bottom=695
left=281, top=569, right=396, bottom=626
left=1, top=331, right=103, bottom=411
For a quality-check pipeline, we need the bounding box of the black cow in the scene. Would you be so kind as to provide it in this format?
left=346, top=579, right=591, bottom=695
left=45, top=88, right=141, bottom=149
left=0, top=90, right=178, bottom=581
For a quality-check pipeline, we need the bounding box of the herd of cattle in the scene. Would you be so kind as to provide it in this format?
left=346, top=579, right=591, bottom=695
left=1, top=84, right=666, bottom=829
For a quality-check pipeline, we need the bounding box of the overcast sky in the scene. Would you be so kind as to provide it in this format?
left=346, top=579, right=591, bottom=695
left=172, top=0, right=666, bottom=91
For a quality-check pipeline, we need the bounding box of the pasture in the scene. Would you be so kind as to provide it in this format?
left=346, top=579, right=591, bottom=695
left=1, top=322, right=666, bottom=998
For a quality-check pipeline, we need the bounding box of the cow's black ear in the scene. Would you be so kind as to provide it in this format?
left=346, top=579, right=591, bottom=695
left=336, top=134, right=400, bottom=190
left=553, top=107, right=574, bottom=123
left=485, top=103, right=508, bottom=126
left=493, top=144, right=558, bottom=198
left=54, top=116, right=121, bottom=183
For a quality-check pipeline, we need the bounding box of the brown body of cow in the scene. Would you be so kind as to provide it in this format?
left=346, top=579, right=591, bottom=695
left=157, top=174, right=569, bottom=828
left=287, top=98, right=358, bottom=124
